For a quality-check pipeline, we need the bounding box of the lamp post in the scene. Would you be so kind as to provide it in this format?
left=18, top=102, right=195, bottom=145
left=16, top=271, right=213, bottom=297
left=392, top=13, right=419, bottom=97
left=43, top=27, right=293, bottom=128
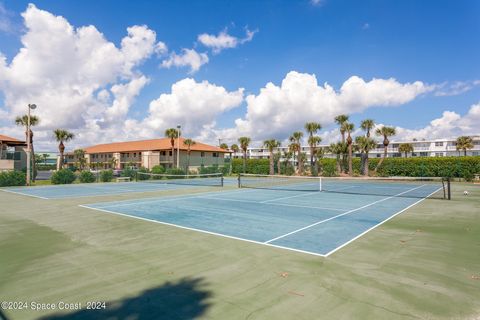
left=176, top=125, right=181, bottom=169
left=26, top=103, right=37, bottom=186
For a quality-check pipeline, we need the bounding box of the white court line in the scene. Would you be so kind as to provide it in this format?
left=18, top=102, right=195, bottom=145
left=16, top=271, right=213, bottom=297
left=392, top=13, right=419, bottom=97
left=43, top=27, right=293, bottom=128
left=260, top=191, right=319, bottom=203
left=264, top=184, right=427, bottom=244
left=197, top=196, right=346, bottom=212
left=85, top=187, right=261, bottom=208
left=0, top=188, right=50, bottom=200
left=78, top=204, right=326, bottom=257
left=324, top=186, right=443, bottom=257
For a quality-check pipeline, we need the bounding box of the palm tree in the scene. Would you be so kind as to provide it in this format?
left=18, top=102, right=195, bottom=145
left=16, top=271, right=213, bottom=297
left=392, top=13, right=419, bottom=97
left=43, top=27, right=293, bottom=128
left=53, top=129, right=74, bottom=169
left=456, top=136, right=474, bottom=156
left=297, top=152, right=307, bottom=175
left=289, top=131, right=303, bottom=171
left=360, top=119, right=375, bottom=137
left=398, top=143, right=414, bottom=158
left=42, top=153, right=49, bottom=165
left=263, top=139, right=281, bottom=175
left=307, top=136, right=321, bottom=173
left=355, top=136, right=377, bottom=175
left=283, top=150, right=293, bottom=174
left=219, top=143, right=229, bottom=150
left=335, top=114, right=349, bottom=173
left=165, top=128, right=180, bottom=168
left=15, top=114, right=40, bottom=181
left=273, top=151, right=282, bottom=175
left=334, top=114, right=349, bottom=142
left=183, top=138, right=196, bottom=173
left=230, top=144, right=239, bottom=156
left=375, top=126, right=396, bottom=171
left=314, top=147, right=325, bottom=175
left=328, top=143, right=345, bottom=175
left=238, top=137, right=251, bottom=173
left=305, top=122, right=322, bottom=166
left=73, top=149, right=87, bottom=170
left=343, top=122, right=355, bottom=176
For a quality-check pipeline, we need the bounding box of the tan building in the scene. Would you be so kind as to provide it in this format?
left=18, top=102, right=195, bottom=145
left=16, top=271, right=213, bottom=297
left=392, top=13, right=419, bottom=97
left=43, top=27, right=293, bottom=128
left=0, top=134, right=27, bottom=171
left=65, top=137, right=228, bottom=171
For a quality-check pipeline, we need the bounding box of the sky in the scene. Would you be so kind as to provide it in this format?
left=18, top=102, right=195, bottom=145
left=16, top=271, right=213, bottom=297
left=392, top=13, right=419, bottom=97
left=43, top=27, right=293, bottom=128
left=0, top=0, right=479, bottom=151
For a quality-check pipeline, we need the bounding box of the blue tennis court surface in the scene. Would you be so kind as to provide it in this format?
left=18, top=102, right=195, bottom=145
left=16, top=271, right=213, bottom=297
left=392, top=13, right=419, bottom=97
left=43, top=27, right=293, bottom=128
left=80, top=182, right=442, bottom=256
left=2, top=179, right=230, bottom=199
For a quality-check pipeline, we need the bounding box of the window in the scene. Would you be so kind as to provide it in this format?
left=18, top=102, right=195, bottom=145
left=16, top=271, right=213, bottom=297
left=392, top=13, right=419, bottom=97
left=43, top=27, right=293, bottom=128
left=473, top=152, right=479, bottom=156
left=435, top=152, right=444, bottom=157
left=435, top=142, right=444, bottom=147
left=213, top=152, right=218, bottom=157
left=169, top=151, right=172, bottom=156
left=161, top=151, right=166, bottom=156
left=133, top=153, right=136, bottom=157
left=201, top=152, right=205, bottom=157
left=420, top=152, right=428, bottom=157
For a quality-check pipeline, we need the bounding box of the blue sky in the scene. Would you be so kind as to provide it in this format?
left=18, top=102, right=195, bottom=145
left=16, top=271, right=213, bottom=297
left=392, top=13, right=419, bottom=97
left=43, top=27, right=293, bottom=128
left=0, top=0, right=479, bottom=149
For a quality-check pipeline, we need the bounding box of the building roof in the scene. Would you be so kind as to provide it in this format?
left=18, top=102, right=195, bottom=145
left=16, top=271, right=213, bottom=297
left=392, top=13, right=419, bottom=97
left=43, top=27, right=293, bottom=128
left=84, top=138, right=228, bottom=154
left=0, top=134, right=26, bottom=146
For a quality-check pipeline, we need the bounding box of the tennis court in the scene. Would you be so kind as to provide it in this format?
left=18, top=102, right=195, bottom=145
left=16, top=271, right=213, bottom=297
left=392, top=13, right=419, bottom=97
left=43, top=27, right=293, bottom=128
left=1, top=173, right=225, bottom=199
left=80, top=175, right=446, bottom=256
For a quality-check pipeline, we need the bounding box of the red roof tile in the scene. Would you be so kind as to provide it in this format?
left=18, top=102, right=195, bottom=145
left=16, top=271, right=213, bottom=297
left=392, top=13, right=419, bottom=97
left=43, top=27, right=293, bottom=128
left=83, top=138, right=228, bottom=154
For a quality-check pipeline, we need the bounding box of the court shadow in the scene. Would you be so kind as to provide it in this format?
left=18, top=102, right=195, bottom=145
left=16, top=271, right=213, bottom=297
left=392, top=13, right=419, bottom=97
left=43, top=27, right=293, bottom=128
left=40, top=277, right=211, bottom=320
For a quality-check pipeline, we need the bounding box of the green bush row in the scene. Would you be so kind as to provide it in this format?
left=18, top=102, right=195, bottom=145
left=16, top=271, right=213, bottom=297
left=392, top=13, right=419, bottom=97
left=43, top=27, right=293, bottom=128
left=230, top=156, right=480, bottom=179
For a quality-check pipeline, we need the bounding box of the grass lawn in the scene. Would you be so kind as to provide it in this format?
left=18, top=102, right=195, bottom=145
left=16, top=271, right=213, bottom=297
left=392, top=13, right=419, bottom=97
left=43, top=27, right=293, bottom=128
left=0, top=183, right=479, bottom=319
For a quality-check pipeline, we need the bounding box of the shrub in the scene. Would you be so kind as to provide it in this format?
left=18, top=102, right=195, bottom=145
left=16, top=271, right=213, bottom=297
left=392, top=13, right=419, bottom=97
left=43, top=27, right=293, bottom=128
left=165, top=168, right=185, bottom=177
left=199, top=165, right=222, bottom=174
left=51, top=169, right=76, bottom=184
left=137, top=167, right=149, bottom=180
left=121, top=168, right=136, bottom=179
left=0, top=170, right=26, bottom=187
left=151, top=165, right=165, bottom=174
left=78, top=170, right=96, bottom=183
left=36, top=164, right=56, bottom=170
left=100, top=170, right=113, bottom=182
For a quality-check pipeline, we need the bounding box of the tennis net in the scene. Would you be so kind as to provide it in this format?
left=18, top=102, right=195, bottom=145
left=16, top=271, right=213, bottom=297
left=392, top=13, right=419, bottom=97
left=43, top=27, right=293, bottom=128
left=137, top=172, right=224, bottom=187
left=238, top=174, right=450, bottom=199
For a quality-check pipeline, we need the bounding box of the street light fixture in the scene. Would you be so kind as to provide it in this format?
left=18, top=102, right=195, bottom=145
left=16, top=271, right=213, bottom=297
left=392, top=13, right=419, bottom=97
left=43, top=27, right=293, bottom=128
left=26, top=103, right=37, bottom=186
left=176, top=125, right=181, bottom=169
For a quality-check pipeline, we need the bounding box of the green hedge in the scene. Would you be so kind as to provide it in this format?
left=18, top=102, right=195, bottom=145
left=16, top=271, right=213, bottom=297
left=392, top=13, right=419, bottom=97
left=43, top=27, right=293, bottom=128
left=78, top=170, right=96, bottom=183
left=0, top=170, right=26, bottom=187
left=230, top=156, right=480, bottom=179
left=51, top=169, right=76, bottom=184
left=100, top=170, right=113, bottom=182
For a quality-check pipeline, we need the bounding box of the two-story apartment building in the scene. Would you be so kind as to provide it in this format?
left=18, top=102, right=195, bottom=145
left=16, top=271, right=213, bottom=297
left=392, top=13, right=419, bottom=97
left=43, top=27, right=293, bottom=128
left=0, top=134, right=27, bottom=171
left=65, top=138, right=228, bottom=171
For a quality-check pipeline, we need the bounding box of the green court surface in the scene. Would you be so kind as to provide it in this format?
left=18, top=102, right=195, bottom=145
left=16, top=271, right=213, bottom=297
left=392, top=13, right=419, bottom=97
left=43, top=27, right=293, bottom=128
left=0, top=182, right=479, bottom=319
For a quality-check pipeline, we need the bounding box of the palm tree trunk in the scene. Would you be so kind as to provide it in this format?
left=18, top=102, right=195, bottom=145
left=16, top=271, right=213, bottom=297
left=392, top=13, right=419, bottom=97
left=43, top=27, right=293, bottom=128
left=277, top=158, right=281, bottom=175
left=375, top=146, right=388, bottom=172
left=365, top=156, right=369, bottom=176
left=336, top=155, right=341, bottom=174
left=243, top=150, right=246, bottom=173
left=269, top=151, right=274, bottom=175
left=348, top=144, right=353, bottom=176
left=171, top=146, right=175, bottom=168
left=310, top=145, right=314, bottom=167
left=186, top=151, right=190, bottom=173
left=58, top=141, right=65, bottom=169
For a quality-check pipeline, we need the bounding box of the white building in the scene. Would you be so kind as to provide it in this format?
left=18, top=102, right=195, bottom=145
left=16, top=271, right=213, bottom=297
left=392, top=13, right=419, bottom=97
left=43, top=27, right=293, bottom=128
left=231, top=137, right=480, bottom=160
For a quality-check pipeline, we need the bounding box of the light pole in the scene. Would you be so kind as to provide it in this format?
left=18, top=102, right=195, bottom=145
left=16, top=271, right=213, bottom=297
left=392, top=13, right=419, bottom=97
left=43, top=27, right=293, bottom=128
left=26, top=103, right=37, bottom=186
left=176, top=125, right=181, bottom=169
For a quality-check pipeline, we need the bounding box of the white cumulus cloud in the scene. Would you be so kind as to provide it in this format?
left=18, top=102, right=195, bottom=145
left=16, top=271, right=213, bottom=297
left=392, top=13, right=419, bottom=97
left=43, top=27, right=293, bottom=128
left=0, top=4, right=163, bottom=150
left=161, top=48, right=209, bottom=73
left=135, top=78, right=244, bottom=139
left=198, top=28, right=257, bottom=54
left=217, top=71, right=433, bottom=142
